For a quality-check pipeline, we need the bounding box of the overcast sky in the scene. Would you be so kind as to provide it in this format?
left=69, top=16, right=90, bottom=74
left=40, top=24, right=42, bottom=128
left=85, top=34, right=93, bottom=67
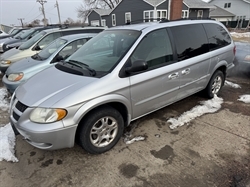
left=0, top=0, right=84, bottom=26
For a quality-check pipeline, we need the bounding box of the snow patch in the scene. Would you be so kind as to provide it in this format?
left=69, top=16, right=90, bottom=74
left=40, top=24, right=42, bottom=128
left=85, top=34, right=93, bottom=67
left=124, top=136, right=145, bottom=145
left=123, top=122, right=146, bottom=145
left=230, top=32, right=250, bottom=38
left=225, top=80, right=241, bottom=88
left=168, top=95, right=223, bottom=129
left=238, top=95, right=250, bottom=104
left=0, top=88, right=10, bottom=111
left=0, top=123, right=18, bottom=162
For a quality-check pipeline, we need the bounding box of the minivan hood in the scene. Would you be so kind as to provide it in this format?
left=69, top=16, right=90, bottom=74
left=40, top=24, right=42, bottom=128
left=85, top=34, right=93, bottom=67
left=6, top=57, right=39, bottom=75
left=15, top=66, right=98, bottom=107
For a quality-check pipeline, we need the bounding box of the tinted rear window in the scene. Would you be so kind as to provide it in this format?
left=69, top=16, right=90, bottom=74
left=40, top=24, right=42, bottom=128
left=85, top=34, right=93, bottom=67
left=203, top=23, right=231, bottom=51
left=170, top=24, right=209, bottom=61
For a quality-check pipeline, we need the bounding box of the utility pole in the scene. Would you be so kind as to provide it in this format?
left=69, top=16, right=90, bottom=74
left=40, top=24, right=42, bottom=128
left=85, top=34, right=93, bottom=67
left=55, top=0, right=62, bottom=25
left=18, top=18, right=25, bottom=27
left=37, top=0, right=47, bottom=26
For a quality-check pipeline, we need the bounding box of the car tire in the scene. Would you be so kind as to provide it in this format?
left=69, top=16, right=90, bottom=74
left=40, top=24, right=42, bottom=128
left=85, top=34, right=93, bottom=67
left=77, top=106, right=124, bottom=154
left=204, top=70, right=225, bottom=99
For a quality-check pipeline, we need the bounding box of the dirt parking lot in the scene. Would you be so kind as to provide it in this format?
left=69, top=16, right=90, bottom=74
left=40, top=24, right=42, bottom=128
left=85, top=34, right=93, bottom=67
left=0, top=71, right=249, bottom=187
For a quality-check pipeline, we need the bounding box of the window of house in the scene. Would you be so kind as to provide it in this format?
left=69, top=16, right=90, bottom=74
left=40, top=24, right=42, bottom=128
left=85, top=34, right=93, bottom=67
left=157, top=10, right=167, bottom=20
left=144, top=10, right=154, bottom=22
left=101, top=19, right=106, bottom=27
left=125, top=12, right=131, bottom=24
left=182, top=10, right=189, bottom=18
left=224, top=3, right=231, bottom=8
left=197, top=10, right=203, bottom=18
left=112, top=14, right=116, bottom=26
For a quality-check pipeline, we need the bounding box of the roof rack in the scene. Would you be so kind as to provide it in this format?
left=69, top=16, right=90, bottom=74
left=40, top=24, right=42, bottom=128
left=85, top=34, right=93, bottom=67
left=162, top=17, right=215, bottom=22
left=124, top=18, right=169, bottom=25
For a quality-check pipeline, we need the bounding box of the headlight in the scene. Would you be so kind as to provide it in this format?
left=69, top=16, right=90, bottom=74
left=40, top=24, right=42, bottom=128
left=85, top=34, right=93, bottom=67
left=244, top=55, right=250, bottom=62
left=1, top=60, right=11, bottom=65
left=8, top=73, right=24, bottom=81
left=30, top=108, right=67, bottom=123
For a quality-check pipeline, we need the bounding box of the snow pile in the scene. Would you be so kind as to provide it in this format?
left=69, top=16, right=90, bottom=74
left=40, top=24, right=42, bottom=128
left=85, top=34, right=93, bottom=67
left=238, top=95, right=250, bottom=104
left=0, top=123, right=18, bottom=162
left=230, top=32, right=250, bottom=38
left=168, top=95, right=223, bottom=129
left=225, top=80, right=241, bottom=88
left=0, top=88, right=9, bottom=111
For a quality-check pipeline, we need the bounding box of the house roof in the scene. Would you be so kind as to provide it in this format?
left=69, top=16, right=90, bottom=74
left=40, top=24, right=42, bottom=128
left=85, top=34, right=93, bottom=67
left=210, top=5, right=235, bottom=17
left=144, top=0, right=166, bottom=6
left=93, top=9, right=112, bottom=16
left=204, top=0, right=250, bottom=4
left=184, top=0, right=215, bottom=8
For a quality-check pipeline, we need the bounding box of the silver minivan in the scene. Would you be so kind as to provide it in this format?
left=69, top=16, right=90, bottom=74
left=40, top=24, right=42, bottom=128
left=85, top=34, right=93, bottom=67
left=10, top=20, right=235, bottom=154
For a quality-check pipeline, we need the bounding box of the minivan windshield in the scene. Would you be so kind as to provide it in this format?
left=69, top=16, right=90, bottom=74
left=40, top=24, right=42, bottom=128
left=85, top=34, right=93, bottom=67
left=64, top=30, right=141, bottom=75
left=19, top=31, right=46, bottom=50
left=37, top=38, right=67, bottom=60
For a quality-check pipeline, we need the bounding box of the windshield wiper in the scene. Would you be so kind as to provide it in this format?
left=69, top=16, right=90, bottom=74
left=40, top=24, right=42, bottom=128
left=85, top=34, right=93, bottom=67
left=67, top=60, right=96, bottom=76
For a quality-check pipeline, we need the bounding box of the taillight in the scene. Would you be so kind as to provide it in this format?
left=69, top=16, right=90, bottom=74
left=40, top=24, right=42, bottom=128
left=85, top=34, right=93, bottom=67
left=233, top=45, right=236, bottom=56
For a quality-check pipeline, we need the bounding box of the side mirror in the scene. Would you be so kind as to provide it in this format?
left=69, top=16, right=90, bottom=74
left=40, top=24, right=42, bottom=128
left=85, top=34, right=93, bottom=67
left=34, top=45, right=41, bottom=51
left=28, top=36, right=32, bottom=40
left=125, top=60, right=148, bottom=74
left=52, top=55, right=64, bottom=63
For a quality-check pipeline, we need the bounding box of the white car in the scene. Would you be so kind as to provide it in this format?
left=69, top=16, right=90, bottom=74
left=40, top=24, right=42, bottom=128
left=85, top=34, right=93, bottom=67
left=0, top=30, right=8, bottom=36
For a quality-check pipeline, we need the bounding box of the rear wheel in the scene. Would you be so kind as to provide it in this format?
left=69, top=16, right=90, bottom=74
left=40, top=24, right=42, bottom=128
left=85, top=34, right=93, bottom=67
left=204, top=70, right=225, bottom=98
left=77, top=106, right=124, bottom=154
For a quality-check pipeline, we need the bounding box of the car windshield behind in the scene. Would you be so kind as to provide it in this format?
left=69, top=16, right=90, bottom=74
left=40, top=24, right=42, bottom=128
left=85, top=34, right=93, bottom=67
left=19, top=31, right=46, bottom=50
left=18, top=29, right=36, bottom=40
left=9, top=29, right=19, bottom=35
left=64, top=30, right=141, bottom=75
left=38, top=38, right=67, bottom=60
left=14, top=30, right=28, bottom=39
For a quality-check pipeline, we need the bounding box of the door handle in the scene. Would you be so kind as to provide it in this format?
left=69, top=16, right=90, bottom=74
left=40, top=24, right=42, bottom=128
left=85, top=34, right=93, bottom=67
left=168, top=72, right=179, bottom=80
left=181, top=68, right=190, bottom=75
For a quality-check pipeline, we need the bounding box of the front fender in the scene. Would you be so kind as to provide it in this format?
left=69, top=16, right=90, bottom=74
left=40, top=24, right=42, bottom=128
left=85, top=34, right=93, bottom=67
left=72, top=94, right=132, bottom=126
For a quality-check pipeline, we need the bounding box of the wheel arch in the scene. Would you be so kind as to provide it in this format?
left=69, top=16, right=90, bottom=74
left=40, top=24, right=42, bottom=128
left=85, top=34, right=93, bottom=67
left=73, top=94, right=131, bottom=139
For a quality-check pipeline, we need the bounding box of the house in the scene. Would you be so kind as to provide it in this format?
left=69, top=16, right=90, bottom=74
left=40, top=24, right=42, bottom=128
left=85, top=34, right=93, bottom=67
left=209, top=5, right=235, bottom=21
left=205, top=0, right=250, bottom=21
left=182, top=0, right=214, bottom=19
left=87, top=0, right=214, bottom=27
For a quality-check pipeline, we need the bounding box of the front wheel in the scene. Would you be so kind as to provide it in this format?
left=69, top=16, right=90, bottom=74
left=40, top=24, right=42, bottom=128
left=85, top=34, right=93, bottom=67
left=204, top=70, right=225, bottom=99
left=77, top=106, right=124, bottom=154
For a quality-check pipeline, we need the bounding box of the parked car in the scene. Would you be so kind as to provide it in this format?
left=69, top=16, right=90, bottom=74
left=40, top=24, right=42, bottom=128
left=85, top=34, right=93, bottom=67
left=0, top=26, right=60, bottom=53
left=0, top=27, right=27, bottom=40
left=0, top=27, right=105, bottom=73
left=9, top=19, right=235, bottom=154
left=234, top=42, right=250, bottom=75
left=3, top=33, right=96, bottom=93
left=0, top=30, right=8, bottom=37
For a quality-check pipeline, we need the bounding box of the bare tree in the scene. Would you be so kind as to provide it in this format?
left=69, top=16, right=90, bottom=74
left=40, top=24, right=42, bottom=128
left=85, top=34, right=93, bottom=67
left=76, top=0, right=120, bottom=22
left=63, top=17, right=75, bottom=24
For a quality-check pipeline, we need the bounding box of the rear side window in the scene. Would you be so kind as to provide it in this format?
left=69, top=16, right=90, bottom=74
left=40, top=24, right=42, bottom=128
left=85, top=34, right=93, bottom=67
left=170, top=24, right=209, bottom=61
left=203, top=23, right=231, bottom=51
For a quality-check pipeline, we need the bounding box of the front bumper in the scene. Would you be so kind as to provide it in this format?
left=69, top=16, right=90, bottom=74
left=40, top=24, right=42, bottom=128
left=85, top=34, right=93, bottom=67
left=10, top=99, right=78, bottom=150
left=2, top=74, right=20, bottom=94
left=0, top=63, right=10, bottom=73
